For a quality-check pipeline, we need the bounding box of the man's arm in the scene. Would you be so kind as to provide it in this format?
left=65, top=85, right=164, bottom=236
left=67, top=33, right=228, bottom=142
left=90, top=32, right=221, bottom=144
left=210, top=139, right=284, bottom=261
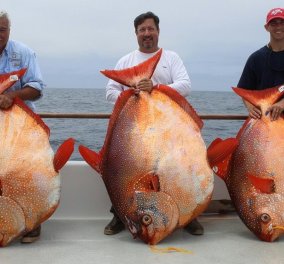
left=106, top=79, right=124, bottom=104
left=0, top=87, right=40, bottom=109
left=167, top=52, right=191, bottom=97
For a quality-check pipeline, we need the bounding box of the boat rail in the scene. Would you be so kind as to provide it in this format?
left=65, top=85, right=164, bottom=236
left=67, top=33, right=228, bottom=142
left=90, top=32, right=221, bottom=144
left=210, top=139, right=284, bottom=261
left=38, top=113, right=248, bottom=120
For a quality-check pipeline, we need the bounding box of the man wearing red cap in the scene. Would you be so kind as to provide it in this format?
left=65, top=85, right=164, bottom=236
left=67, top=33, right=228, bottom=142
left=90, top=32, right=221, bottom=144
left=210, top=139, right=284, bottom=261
left=238, top=7, right=284, bottom=120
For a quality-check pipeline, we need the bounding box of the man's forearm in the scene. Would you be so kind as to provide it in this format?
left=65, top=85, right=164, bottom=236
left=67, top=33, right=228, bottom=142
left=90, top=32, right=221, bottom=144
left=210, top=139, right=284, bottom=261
left=6, top=86, right=41, bottom=101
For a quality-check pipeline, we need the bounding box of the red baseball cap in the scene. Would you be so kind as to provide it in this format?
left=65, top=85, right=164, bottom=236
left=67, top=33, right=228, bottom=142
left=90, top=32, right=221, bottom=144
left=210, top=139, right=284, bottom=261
left=266, top=8, right=284, bottom=25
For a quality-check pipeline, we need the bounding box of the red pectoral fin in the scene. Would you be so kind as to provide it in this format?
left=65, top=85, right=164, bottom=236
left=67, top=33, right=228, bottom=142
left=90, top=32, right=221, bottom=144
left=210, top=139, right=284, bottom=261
left=248, top=174, right=275, bottom=194
left=53, top=138, right=75, bottom=172
left=78, top=145, right=102, bottom=174
left=207, top=138, right=238, bottom=167
left=135, top=172, right=160, bottom=192
left=207, top=138, right=238, bottom=180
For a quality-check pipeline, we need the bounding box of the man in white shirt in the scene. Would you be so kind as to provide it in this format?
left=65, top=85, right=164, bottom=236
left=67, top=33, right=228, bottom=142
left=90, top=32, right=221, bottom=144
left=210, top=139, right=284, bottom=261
left=105, top=11, right=204, bottom=236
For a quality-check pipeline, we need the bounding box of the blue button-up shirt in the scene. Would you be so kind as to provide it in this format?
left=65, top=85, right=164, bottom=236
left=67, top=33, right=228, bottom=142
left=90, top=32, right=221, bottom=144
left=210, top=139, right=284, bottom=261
left=0, top=40, right=45, bottom=111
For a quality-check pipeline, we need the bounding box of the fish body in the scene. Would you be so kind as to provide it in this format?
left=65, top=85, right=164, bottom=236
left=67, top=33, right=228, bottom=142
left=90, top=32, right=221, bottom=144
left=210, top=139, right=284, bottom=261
left=0, top=70, right=74, bottom=246
left=209, top=85, right=284, bottom=242
left=80, top=50, right=214, bottom=244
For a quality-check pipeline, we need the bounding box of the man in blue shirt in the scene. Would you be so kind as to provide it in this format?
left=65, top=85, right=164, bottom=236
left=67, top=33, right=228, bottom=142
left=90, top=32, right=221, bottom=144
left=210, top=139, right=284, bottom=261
left=0, top=10, right=45, bottom=112
left=238, top=7, right=284, bottom=121
left=0, top=10, right=45, bottom=244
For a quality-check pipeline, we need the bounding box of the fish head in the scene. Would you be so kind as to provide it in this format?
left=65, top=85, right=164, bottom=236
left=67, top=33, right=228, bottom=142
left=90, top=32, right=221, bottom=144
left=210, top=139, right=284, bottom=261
left=241, top=175, right=284, bottom=242
left=125, top=191, right=179, bottom=245
left=255, top=209, right=284, bottom=242
left=242, top=199, right=284, bottom=242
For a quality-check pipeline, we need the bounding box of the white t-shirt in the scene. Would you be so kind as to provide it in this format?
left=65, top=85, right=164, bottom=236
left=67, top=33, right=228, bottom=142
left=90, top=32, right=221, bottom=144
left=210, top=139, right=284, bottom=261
left=106, top=49, right=191, bottom=104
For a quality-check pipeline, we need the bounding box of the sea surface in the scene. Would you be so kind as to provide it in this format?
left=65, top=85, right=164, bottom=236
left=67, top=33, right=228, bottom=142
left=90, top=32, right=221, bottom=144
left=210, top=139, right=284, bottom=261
left=36, top=88, right=248, bottom=160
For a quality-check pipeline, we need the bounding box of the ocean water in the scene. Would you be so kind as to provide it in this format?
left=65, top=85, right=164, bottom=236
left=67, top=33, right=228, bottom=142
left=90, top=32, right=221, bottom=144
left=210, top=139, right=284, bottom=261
left=36, top=88, right=248, bottom=160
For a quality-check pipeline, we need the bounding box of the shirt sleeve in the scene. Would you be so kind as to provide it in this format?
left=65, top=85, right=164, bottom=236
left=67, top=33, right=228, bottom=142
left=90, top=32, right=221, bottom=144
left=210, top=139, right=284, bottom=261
left=21, top=51, right=45, bottom=98
left=105, top=59, right=126, bottom=104
left=167, top=53, right=191, bottom=97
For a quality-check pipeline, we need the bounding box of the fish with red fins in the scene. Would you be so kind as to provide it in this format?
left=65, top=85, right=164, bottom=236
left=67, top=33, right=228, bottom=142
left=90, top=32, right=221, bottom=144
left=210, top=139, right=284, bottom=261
left=209, top=85, right=284, bottom=242
left=79, top=49, right=227, bottom=244
left=0, top=69, right=74, bottom=246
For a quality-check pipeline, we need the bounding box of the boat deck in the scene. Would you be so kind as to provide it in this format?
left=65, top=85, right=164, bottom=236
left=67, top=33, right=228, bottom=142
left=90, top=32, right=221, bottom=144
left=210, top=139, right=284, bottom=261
left=2, top=216, right=283, bottom=264
left=1, top=162, right=283, bottom=264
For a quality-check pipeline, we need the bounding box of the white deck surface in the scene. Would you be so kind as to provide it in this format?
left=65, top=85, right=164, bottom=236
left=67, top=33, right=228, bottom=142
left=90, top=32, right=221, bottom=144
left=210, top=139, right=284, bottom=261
left=1, top=216, right=284, bottom=264
left=0, top=162, right=283, bottom=264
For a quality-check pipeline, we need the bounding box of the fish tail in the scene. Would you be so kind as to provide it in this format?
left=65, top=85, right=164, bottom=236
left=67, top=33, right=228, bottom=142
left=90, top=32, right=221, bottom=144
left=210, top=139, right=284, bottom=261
left=101, top=49, right=162, bottom=87
left=53, top=138, right=75, bottom=172
left=0, top=68, right=27, bottom=94
left=78, top=145, right=102, bottom=174
left=233, top=85, right=284, bottom=108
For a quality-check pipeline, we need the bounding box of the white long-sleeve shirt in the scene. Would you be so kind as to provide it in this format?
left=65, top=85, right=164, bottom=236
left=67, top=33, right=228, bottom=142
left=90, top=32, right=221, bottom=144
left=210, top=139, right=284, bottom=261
left=106, top=49, right=191, bottom=104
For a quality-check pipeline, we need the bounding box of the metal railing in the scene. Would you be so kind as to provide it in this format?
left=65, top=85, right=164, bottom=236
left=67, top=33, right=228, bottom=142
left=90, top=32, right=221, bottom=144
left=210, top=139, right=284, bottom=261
left=38, top=113, right=248, bottom=120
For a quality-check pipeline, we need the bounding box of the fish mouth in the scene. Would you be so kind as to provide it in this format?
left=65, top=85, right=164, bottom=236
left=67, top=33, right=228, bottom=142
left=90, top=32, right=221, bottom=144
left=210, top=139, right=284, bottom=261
left=125, top=216, right=140, bottom=239
left=260, top=225, right=284, bottom=242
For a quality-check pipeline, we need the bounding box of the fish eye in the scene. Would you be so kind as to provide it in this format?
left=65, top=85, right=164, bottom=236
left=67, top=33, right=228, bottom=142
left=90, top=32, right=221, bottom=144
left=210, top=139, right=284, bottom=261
left=141, top=214, right=152, bottom=226
left=260, top=213, right=271, bottom=223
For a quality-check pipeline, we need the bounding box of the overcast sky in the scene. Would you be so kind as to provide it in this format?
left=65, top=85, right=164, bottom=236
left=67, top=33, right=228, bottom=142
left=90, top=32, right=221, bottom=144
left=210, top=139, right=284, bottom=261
left=2, top=0, right=283, bottom=90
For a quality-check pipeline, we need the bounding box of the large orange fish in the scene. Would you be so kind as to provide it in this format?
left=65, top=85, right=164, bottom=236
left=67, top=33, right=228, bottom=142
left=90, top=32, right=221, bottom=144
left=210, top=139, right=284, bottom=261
left=209, top=85, right=284, bottom=242
left=0, top=69, right=74, bottom=246
left=79, top=50, right=221, bottom=244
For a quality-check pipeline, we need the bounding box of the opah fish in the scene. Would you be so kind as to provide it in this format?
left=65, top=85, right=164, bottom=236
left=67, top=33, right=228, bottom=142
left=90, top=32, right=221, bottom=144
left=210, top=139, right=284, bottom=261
left=0, top=69, right=74, bottom=246
left=209, top=85, right=284, bottom=242
left=79, top=49, right=219, bottom=244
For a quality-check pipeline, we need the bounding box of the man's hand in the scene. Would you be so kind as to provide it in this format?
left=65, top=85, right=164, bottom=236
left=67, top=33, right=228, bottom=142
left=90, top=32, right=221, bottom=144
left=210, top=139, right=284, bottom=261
left=243, top=99, right=262, bottom=119
left=266, top=100, right=284, bottom=121
left=136, top=78, right=153, bottom=93
left=249, top=106, right=262, bottom=119
left=0, top=94, right=13, bottom=109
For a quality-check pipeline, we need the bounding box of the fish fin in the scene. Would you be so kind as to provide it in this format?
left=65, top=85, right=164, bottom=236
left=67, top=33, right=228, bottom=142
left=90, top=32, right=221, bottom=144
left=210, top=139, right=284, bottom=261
left=92, top=88, right=136, bottom=171
left=135, top=172, right=160, bottom=192
left=156, top=85, right=203, bottom=129
left=247, top=174, right=276, bottom=194
left=102, top=89, right=135, bottom=153
left=101, top=49, right=162, bottom=87
left=53, top=138, right=75, bottom=172
left=207, top=138, right=238, bottom=166
left=13, top=97, right=50, bottom=136
left=236, top=118, right=251, bottom=140
left=208, top=138, right=223, bottom=149
left=207, top=138, right=238, bottom=180
left=0, top=68, right=27, bottom=94
left=233, top=85, right=284, bottom=108
left=78, top=145, right=102, bottom=174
